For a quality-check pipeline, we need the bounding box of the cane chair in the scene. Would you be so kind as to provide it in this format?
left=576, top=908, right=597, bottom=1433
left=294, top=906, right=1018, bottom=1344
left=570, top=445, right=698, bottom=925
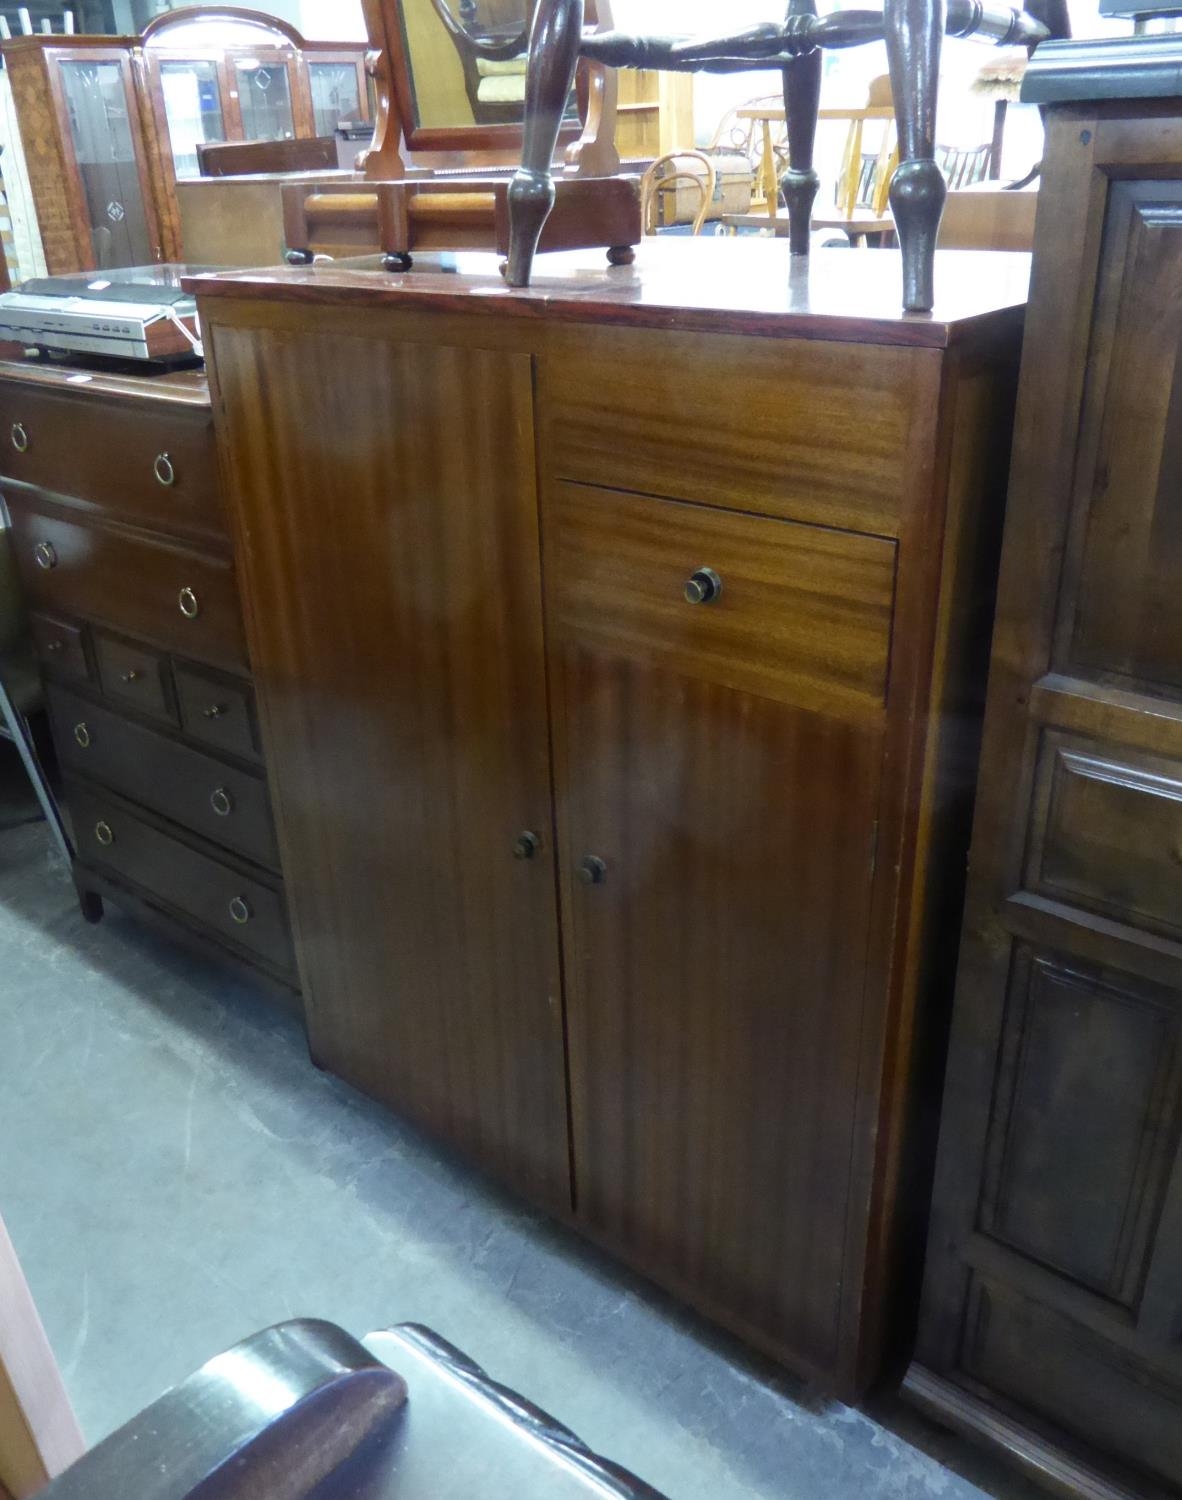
left=640, top=150, right=718, bottom=235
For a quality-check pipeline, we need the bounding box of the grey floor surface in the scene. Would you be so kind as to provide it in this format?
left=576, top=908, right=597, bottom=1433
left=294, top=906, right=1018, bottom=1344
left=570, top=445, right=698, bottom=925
left=0, top=743, right=1041, bottom=1500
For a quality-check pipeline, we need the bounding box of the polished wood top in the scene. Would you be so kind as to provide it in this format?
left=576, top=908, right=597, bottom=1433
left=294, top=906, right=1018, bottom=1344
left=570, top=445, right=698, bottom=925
left=0, top=353, right=209, bottom=408
left=188, top=239, right=1030, bottom=347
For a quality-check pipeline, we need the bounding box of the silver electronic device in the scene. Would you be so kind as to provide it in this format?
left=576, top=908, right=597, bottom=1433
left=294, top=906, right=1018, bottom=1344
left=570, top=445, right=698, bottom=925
left=0, top=265, right=207, bottom=365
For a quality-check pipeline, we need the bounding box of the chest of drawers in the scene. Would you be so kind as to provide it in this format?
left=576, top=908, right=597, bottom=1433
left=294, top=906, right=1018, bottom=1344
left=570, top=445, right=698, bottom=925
left=0, top=359, right=297, bottom=995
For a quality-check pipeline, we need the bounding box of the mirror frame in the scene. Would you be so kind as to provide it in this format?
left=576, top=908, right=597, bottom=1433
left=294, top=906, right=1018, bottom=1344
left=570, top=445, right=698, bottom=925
left=365, top=0, right=610, bottom=154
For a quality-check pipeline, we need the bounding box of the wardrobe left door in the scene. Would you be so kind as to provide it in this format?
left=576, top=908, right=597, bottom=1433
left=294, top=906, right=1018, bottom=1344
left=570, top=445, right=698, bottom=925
left=206, top=309, right=572, bottom=1212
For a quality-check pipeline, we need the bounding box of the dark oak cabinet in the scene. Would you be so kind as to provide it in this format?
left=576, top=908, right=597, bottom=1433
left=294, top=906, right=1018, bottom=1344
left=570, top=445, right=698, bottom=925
left=907, top=45, right=1182, bottom=1500
left=196, top=245, right=1026, bottom=1397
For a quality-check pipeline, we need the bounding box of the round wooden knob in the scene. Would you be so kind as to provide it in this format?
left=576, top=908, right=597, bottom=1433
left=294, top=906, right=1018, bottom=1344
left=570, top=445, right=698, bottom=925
left=579, top=855, right=607, bottom=886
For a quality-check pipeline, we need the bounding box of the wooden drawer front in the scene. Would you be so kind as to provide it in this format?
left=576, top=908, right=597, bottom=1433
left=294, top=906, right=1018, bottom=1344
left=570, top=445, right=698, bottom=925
left=174, top=661, right=259, bottom=762
left=69, top=782, right=293, bottom=974
left=93, top=629, right=174, bottom=724
left=962, top=1278, right=1182, bottom=1490
left=543, top=328, right=923, bottom=536
left=548, top=483, right=896, bottom=717
left=0, top=385, right=223, bottom=539
left=1028, top=733, right=1182, bottom=941
left=29, top=610, right=90, bottom=682
left=49, top=685, right=278, bottom=869
left=5, top=499, right=248, bottom=672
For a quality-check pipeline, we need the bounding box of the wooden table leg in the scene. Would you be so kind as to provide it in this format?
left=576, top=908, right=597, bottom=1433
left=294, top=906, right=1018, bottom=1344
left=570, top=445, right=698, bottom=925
left=883, top=0, right=946, bottom=311
left=780, top=3, right=822, bottom=259
left=504, top=0, right=585, bottom=287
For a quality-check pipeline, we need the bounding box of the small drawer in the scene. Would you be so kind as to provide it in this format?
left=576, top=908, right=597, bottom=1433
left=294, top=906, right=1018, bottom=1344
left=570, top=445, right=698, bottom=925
left=48, top=683, right=278, bottom=869
left=5, top=497, right=248, bottom=672
left=1026, top=731, right=1182, bottom=942
left=93, top=629, right=174, bottom=725
left=0, top=384, right=224, bottom=541
left=174, top=661, right=259, bottom=762
left=29, top=611, right=90, bottom=681
left=543, top=327, right=923, bottom=537
left=69, top=781, right=294, bottom=976
left=547, top=482, right=896, bottom=717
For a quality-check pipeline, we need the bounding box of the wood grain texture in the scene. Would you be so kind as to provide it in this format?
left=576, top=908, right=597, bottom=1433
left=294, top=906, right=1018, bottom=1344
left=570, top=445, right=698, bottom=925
left=542, top=325, right=922, bottom=537
left=205, top=318, right=572, bottom=1211
left=548, top=482, right=896, bottom=717
left=909, top=98, right=1182, bottom=1499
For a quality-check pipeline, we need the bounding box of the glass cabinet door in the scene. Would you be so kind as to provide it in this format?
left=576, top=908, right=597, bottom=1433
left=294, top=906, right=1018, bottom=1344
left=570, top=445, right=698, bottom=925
left=308, top=61, right=363, bottom=136
left=158, top=59, right=227, bottom=178
left=233, top=58, right=296, bottom=140
left=58, top=58, right=153, bottom=268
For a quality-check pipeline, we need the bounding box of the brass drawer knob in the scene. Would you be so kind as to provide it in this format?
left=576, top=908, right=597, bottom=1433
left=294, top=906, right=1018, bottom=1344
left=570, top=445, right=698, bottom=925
left=10, top=422, right=28, bottom=453
left=74, top=722, right=90, bottom=749
left=33, top=541, right=57, bottom=570
left=684, top=567, right=722, bottom=605
left=178, top=586, right=200, bottom=619
left=579, top=854, right=607, bottom=886
left=119, top=669, right=142, bottom=684
left=154, top=452, right=176, bottom=487
left=513, top=830, right=540, bottom=860
left=94, top=820, right=114, bottom=847
left=228, top=895, right=253, bottom=925
left=210, top=787, right=234, bottom=817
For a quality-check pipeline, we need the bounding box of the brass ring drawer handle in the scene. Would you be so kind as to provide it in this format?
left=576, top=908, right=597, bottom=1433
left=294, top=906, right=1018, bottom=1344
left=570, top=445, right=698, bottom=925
left=178, top=586, right=200, bottom=619
left=11, top=422, right=28, bottom=453
left=684, top=567, right=722, bottom=605
left=203, top=703, right=226, bottom=720
left=94, top=820, right=114, bottom=847
left=154, top=452, right=176, bottom=487
left=210, top=787, right=234, bottom=817
left=228, top=895, right=253, bottom=925
left=46, top=639, right=64, bottom=654
left=513, top=830, right=540, bottom=860
left=33, top=541, right=57, bottom=570
left=74, top=722, right=90, bottom=749
left=119, top=669, right=142, bottom=684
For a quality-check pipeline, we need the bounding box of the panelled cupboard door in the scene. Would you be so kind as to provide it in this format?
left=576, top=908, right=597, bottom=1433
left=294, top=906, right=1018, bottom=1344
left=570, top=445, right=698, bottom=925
left=205, top=323, right=571, bottom=1211
left=545, top=480, right=888, bottom=1379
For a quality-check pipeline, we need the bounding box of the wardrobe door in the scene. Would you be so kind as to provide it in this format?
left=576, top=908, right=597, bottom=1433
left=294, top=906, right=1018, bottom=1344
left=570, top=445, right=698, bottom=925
left=207, top=318, right=571, bottom=1211
left=545, top=479, right=890, bottom=1381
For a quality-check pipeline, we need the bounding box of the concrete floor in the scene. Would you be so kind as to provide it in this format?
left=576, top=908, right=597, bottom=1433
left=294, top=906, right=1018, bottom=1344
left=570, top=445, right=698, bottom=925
left=0, top=742, right=1040, bottom=1500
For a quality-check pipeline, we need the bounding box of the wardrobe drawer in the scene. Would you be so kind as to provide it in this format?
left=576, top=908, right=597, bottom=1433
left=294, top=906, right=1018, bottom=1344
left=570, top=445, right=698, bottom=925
left=49, top=685, right=278, bottom=869
left=5, top=499, right=248, bottom=672
left=1027, top=733, right=1182, bottom=942
left=547, top=482, right=896, bottom=717
left=69, top=782, right=293, bottom=975
left=174, top=661, right=260, bottom=762
left=0, top=384, right=223, bottom=540
left=543, top=327, right=921, bottom=536
left=29, top=611, right=91, bottom=682
left=93, top=629, right=174, bottom=724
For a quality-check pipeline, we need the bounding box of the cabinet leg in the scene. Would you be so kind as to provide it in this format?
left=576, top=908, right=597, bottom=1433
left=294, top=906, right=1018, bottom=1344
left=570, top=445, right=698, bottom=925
left=77, top=887, right=103, bottom=924
left=504, top=0, right=585, bottom=287
left=884, top=0, right=946, bottom=312
left=780, top=1, right=822, bottom=258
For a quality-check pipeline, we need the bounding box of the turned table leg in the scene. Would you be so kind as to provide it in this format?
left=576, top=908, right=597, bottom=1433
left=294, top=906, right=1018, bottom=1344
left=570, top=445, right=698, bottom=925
left=504, top=0, right=585, bottom=287
left=780, top=0, right=822, bottom=259
left=884, top=0, right=946, bottom=312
